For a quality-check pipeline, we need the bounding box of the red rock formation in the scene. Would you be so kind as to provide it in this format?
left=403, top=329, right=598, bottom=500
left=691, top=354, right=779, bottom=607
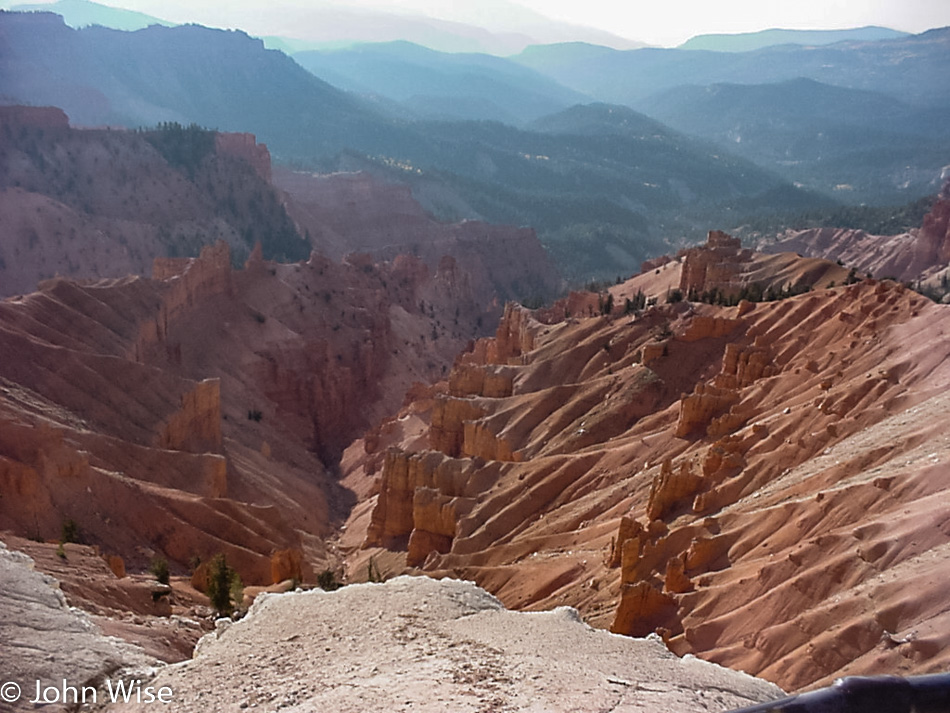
left=215, top=132, right=272, bottom=182
left=363, top=448, right=478, bottom=567
left=679, top=230, right=751, bottom=296
left=429, top=397, right=486, bottom=457
left=915, top=180, right=950, bottom=270
left=647, top=458, right=704, bottom=520
left=608, top=515, right=644, bottom=569
left=641, top=255, right=674, bottom=273
left=448, top=363, right=515, bottom=398
left=0, top=213, right=495, bottom=600
left=764, top=180, right=950, bottom=284
left=490, top=302, right=536, bottom=363
left=274, top=168, right=561, bottom=309
left=344, top=262, right=950, bottom=693
left=0, top=105, right=70, bottom=129
left=611, top=581, right=678, bottom=638
left=675, top=383, right=740, bottom=438
left=364, top=449, right=418, bottom=545
left=0, top=116, right=301, bottom=297
left=155, top=378, right=223, bottom=454
left=358, top=304, right=556, bottom=563
left=680, top=230, right=847, bottom=300
left=270, top=549, right=305, bottom=584
left=664, top=553, right=693, bottom=594
left=679, top=315, right=740, bottom=342
left=534, top=291, right=602, bottom=323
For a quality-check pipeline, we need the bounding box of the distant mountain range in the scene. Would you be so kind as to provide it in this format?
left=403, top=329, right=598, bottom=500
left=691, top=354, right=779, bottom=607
left=290, top=27, right=950, bottom=203
left=644, top=77, right=950, bottom=202
left=10, top=0, right=171, bottom=30
left=678, top=26, right=909, bottom=52
left=6, top=0, right=644, bottom=55
left=512, top=28, right=950, bottom=202
left=0, top=11, right=411, bottom=156
left=0, top=10, right=829, bottom=282
left=514, top=29, right=950, bottom=107
left=3, top=6, right=947, bottom=280
left=291, top=41, right=588, bottom=125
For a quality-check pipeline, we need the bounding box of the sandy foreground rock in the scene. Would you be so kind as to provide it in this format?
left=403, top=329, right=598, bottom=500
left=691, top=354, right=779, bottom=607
left=100, top=575, right=782, bottom=713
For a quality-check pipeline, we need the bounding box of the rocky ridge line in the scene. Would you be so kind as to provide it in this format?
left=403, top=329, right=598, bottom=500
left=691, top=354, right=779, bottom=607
left=343, top=237, right=950, bottom=691
left=100, top=575, right=783, bottom=713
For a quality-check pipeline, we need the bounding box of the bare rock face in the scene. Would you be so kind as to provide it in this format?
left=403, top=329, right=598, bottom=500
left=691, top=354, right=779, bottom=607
left=104, top=576, right=783, bottom=713
left=155, top=378, right=223, bottom=455
left=679, top=230, right=848, bottom=301
left=361, top=305, right=546, bottom=557
left=0, top=228, right=488, bottom=597
left=679, top=230, right=750, bottom=296
left=274, top=168, right=562, bottom=308
left=0, top=540, right=155, bottom=704
left=0, top=105, right=69, bottom=129
left=675, top=383, right=741, bottom=438
left=214, top=132, right=271, bottom=182
left=612, top=580, right=679, bottom=639
left=916, top=180, right=950, bottom=270
left=647, top=458, right=704, bottom=520
left=346, top=264, right=950, bottom=693
left=364, top=448, right=478, bottom=568
left=764, top=179, right=950, bottom=284
left=0, top=109, right=305, bottom=297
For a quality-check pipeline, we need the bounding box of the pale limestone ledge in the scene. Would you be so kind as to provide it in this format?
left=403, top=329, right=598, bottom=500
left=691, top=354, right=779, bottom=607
left=108, top=575, right=783, bottom=713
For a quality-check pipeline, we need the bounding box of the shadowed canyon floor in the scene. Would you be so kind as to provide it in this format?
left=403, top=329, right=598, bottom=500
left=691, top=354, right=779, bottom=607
left=343, top=267, right=950, bottom=692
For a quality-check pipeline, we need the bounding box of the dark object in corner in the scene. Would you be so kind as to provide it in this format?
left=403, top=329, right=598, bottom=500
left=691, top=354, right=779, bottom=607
left=726, top=673, right=950, bottom=713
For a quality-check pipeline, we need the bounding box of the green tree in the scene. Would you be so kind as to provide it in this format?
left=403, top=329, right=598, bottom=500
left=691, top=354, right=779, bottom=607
left=60, top=518, right=80, bottom=544
left=206, top=553, right=237, bottom=615
left=150, top=556, right=170, bottom=586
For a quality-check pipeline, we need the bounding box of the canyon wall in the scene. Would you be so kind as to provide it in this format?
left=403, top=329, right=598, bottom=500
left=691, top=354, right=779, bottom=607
left=0, top=108, right=303, bottom=296
left=347, top=254, right=950, bottom=692
left=765, top=179, right=950, bottom=285
left=215, top=131, right=272, bottom=182
left=0, top=230, right=488, bottom=589
left=274, top=168, right=562, bottom=308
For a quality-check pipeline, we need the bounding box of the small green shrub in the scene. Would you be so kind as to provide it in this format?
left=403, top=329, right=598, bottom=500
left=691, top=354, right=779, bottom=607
left=317, top=568, right=342, bottom=591
left=60, top=518, right=80, bottom=544
left=150, top=556, right=170, bottom=585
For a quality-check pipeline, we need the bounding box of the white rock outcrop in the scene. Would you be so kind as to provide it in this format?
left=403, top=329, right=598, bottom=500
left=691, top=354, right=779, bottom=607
left=105, top=575, right=783, bottom=712
left=0, top=540, right=154, bottom=710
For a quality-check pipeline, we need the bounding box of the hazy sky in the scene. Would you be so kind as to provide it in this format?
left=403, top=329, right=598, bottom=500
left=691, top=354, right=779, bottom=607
left=15, top=0, right=950, bottom=45
left=518, top=0, right=950, bottom=45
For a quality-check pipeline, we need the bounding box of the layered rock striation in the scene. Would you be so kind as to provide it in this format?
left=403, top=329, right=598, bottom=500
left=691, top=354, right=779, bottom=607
left=0, top=540, right=155, bottom=701
left=679, top=230, right=846, bottom=301
left=0, top=237, right=487, bottom=595
left=763, top=179, right=950, bottom=285
left=345, top=255, right=950, bottom=692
